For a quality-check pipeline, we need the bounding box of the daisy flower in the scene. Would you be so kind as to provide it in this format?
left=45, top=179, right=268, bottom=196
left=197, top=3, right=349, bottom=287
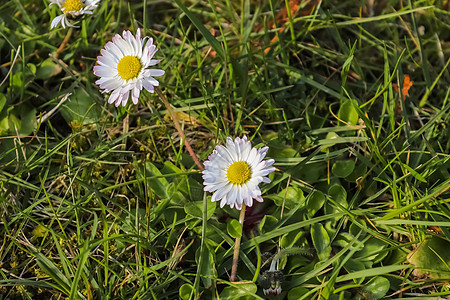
left=50, top=0, right=100, bottom=29
left=202, top=136, right=276, bottom=210
left=94, top=29, right=165, bottom=107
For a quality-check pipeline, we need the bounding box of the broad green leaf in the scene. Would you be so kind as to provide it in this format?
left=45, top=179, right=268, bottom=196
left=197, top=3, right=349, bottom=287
left=219, top=282, right=259, bottom=300
left=271, top=186, right=304, bottom=208
left=179, top=284, right=193, bottom=300
left=344, top=258, right=366, bottom=275
left=281, top=229, right=303, bottom=248
left=0, top=93, right=6, bottom=114
left=11, top=72, right=23, bottom=87
left=353, top=238, right=388, bottom=263
left=184, top=200, right=215, bottom=220
left=195, top=246, right=216, bottom=289
left=328, top=184, right=348, bottom=208
left=338, top=99, right=359, bottom=125
left=59, top=89, right=101, bottom=124
left=36, top=58, right=62, bottom=79
left=258, top=215, right=278, bottom=234
left=345, top=163, right=367, bottom=182
left=325, top=184, right=348, bottom=222
left=311, top=223, right=331, bottom=261
left=288, top=287, right=309, bottom=300
left=362, top=276, right=390, bottom=299
left=26, top=63, right=36, bottom=74
left=227, top=218, right=242, bottom=239
left=17, top=104, right=36, bottom=136
left=407, top=236, right=450, bottom=279
left=307, top=190, right=325, bottom=217
left=135, top=162, right=169, bottom=199
left=332, top=160, right=355, bottom=178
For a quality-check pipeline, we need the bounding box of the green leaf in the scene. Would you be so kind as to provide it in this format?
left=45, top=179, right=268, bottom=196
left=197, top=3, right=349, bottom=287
left=288, top=287, right=309, bottom=300
left=344, top=258, right=366, bottom=275
left=11, top=72, right=23, bottom=87
left=332, top=160, right=355, bottom=178
left=337, top=265, right=412, bottom=282
left=407, top=236, right=450, bottom=279
left=325, top=184, right=348, bottom=221
left=219, top=283, right=259, bottom=300
left=362, top=276, right=390, bottom=299
left=26, top=63, right=36, bottom=74
left=328, top=184, right=348, bottom=208
left=271, top=186, right=304, bottom=208
left=399, top=162, right=427, bottom=183
left=17, top=104, right=36, bottom=136
left=0, top=93, right=6, bottom=113
left=184, top=200, right=215, bottom=220
left=227, top=218, right=242, bottom=239
left=35, top=252, right=71, bottom=294
left=311, top=223, right=331, bottom=261
left=337, top=99, right=359, bottom=125
left=345, top=163, right=367, bottom=182
left=258, top=215, right=278, bottom=234
left=135, top=162, right=169, bottom=199
left=353, top=238, right=388, bottom=263
left=195, top=245, right=216, bottom=289
left=281, top=230, right=303, bottom=248
left=36, top=58, right=62, bottom=79
left=179, top=284, right=193, bottom=300
left=59, top=89, right=101, bottom=124
left=307, top=190, right=325, bottom=217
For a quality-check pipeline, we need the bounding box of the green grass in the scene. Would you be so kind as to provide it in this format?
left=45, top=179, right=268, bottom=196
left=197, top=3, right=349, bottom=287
left=0, top=0, right=450, bottom=299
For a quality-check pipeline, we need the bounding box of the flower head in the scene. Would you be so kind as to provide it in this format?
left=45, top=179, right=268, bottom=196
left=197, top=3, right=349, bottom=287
left=261, top=270, right=284, bottom=295
left=50, top=0, right=99, bottom=29
left=202, top=136, right=275, bottom=210
left=93, top=29, right=165, bottom=107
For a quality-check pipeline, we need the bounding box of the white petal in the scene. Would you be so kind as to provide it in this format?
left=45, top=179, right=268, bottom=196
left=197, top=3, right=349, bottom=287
left=220, top=196, right=227, bottom=208
left=51, top=15, right=64, bottom=29
left=228, top=187, right=238, bottom=207
left=131, top=88, right=140, bottom=105
left=108, top=89, right=121, bottom=104
left=149, top=69, right=165, bottom=77
left=142, top=80, right=154, bottom=93
left=93, top=66, right=117, bottom=78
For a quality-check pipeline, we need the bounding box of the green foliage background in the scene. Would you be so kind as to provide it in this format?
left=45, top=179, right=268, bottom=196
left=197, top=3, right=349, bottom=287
left=0, top=0, right=449, bottom=299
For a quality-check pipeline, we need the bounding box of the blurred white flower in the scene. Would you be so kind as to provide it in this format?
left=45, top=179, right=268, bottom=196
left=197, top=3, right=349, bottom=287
left=94, top=29, right=165, bottom=107
left=50, top=0, right=99, bottom=29
left=203, top=136, right=275, bottom=210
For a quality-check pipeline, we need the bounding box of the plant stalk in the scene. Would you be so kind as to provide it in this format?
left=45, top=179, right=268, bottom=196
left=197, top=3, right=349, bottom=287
left=155, top=88, right=204, bottom=170
left=230, top=203, right=246, bottom=282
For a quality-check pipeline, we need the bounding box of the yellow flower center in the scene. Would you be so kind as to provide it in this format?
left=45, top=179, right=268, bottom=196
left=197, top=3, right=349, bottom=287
left=117, top=56, right=142, bottom=81
left=226, top=161, right=251, bottom=185
left=62, top=0, right=83, bottom=12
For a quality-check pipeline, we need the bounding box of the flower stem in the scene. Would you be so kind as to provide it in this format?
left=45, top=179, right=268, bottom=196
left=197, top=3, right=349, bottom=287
left=155, top=88, right=204, bottom=170
left=55, top=27, right=73, bottom=59
left=230, top=203, right=246, bottom=282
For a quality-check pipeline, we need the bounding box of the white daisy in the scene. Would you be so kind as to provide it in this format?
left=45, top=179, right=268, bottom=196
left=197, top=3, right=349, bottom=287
left=93, top=29, right=165, bottom=107
left=203, top=136, right=276, bottom=210
left=50, top=0, right=100, bottom=29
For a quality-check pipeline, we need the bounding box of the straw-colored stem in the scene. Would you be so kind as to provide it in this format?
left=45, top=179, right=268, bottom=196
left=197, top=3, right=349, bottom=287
left=55, top=27, right=73, bottom=59
left=230, top=203, right=246, bottom=282
left=155, top=88, right=204, bottom=170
